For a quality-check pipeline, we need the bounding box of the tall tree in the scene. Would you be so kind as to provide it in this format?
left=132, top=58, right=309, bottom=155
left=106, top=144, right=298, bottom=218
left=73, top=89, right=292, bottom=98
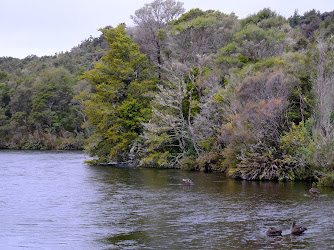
left=308, top=34, right=334, bottom=172
left=313, top=35, right=334, bottom=137
left=131, top=0, right=184, bottom=77
left=169, top=9, right=239, bottom=65
left=29, top=67, right=74, bottom=132
left=80, top=24, right=157, bottom=164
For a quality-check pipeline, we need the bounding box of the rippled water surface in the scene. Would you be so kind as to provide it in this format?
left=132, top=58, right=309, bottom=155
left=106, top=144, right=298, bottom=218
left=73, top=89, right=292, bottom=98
left=0, top=150, right=333, bottom=249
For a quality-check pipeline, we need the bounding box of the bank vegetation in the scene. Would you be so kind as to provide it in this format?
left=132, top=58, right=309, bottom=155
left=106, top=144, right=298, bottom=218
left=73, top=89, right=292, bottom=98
left=1, top=1, right=334, bottom=186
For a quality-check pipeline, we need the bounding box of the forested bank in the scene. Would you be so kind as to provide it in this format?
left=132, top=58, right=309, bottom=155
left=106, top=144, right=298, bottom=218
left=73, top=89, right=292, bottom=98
left=1, top=0, right=334, bottom=186
left=0, top=35, right=109, bottom=150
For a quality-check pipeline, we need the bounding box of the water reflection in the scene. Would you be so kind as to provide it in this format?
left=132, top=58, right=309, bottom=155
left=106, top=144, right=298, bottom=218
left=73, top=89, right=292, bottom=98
left=0, top=151, right=333, bottom=249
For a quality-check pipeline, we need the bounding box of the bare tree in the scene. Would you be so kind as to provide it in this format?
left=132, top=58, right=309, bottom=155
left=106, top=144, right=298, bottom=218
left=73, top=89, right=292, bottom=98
left=193, top=72, right=225, bottom=145
left=131, top=0, right=185, bottom=78
left=313, top=36, right=334, bottom=137
left=140, top=61, right=190, bottom=167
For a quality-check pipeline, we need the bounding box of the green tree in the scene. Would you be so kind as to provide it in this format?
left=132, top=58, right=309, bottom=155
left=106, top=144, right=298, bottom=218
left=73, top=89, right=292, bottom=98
left=216, top=9, right=289, bottom=71
left=29, top=67, right=74, bottom=131
left=241, top=8, right=287, bottom=29
left=0, top=107, right=9, bottom=148
left=298, top=9, right=322, bottom=38
left=280, top=120, right=313, bottom=169
left=169, top=10, right=239, bottom=64
left=283, top=52, right=315, bottom=124
left=80, top=24, right=157, bottom=164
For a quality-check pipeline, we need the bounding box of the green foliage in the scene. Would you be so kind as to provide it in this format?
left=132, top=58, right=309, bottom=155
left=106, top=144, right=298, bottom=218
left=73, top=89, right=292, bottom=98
left=0, top=107, right=10, bottom=148
left=117, top=99, right=144, bottom=131
left=180, top=155, right=197, bottom=171
left=169, top=8, right=207, bottom=25
left=81, top=24, right=157, bottom=164
left=316, top=172, right=334, bottom=187
left=0, top=71, right=8, bottom=82
left=0, top=30, right=109, bottom=150
left=158, top=29, right=168, bottom=41
left=280, top=121, right=314, bottom=167
left=282, top=52, right=315, bottom=124
left=319, top=13, right=334, bottom=38
left=330, top=111, right=334, bottom=123
left=290, top=9, right=322, bottom=38
left=241, top=8, right=287, bottom=29
left=170, top=9, right=239, bottom=62
left=171, top=11, right=221, bottom=33
left=289, top=10, right=301, bottom=28
left=215, top=42, right=240, bottom=65
left=216, top=24, right=287, bottom=71
left=30, top=68, right=74, bottom=130
left=139, top=151, right=171, bottom=168
left=0, top=3, right=333, bottom=184
left=229, top=152, right=303, bottom=181
left=233, top=24, right=287, bottom=60
left=196, top=152, right=223, bottom=172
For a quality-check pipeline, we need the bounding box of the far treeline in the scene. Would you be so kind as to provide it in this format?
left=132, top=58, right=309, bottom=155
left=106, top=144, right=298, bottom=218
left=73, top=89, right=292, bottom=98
left=1, top=0, right=334, bottom=186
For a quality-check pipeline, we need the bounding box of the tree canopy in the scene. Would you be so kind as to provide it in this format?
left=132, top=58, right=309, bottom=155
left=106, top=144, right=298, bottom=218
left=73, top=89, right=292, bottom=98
left=79, top=24, right=157, bottom=164
left=1, top=1, right=334, bottom=186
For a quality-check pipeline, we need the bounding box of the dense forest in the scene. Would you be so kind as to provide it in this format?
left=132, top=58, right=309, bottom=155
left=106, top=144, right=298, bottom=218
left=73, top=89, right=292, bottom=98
left=1, top=0, right=334, bottom=186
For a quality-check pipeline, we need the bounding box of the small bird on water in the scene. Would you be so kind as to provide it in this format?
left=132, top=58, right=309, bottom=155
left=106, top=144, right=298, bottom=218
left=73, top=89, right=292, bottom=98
left=182, top=178, right=193, bottom=185
left=309, top=187, right=320, bottom=195
left=266, top=227, right=282, bottom=236
left=290, top=221, right=307, bottom=235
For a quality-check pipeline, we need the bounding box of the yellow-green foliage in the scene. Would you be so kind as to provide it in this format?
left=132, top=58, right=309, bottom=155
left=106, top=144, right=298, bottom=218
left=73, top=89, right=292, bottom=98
left=80, top=24, right=157, bottom=164
left=140, top=151, right=171, bottom=168
left=280, top=121, right=313, bottom=162
left=180, top=155, right=197, bottom=171
left=240, top=8, right=288, bottom=29
left=316, top=172, right=334, bottom=187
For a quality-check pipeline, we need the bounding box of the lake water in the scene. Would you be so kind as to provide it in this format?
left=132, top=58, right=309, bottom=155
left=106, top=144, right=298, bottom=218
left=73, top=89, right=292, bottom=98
left=0, top=150, right=333, bottom=249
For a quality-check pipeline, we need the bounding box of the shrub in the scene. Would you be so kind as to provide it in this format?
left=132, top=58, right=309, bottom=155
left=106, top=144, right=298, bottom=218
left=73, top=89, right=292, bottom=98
left=280, top=120, right=314, bottom=167
left=229, top=152, right=308, bottom=181
left=196, top=152, right=224, bottom=172
left=316, top=172, right=334, bottom=187
left=180, top=156, right=197, bottom=171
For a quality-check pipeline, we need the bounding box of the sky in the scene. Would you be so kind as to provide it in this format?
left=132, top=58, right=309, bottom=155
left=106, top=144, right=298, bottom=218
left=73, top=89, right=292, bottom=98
left=1, top=0, right=333, bottom=59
